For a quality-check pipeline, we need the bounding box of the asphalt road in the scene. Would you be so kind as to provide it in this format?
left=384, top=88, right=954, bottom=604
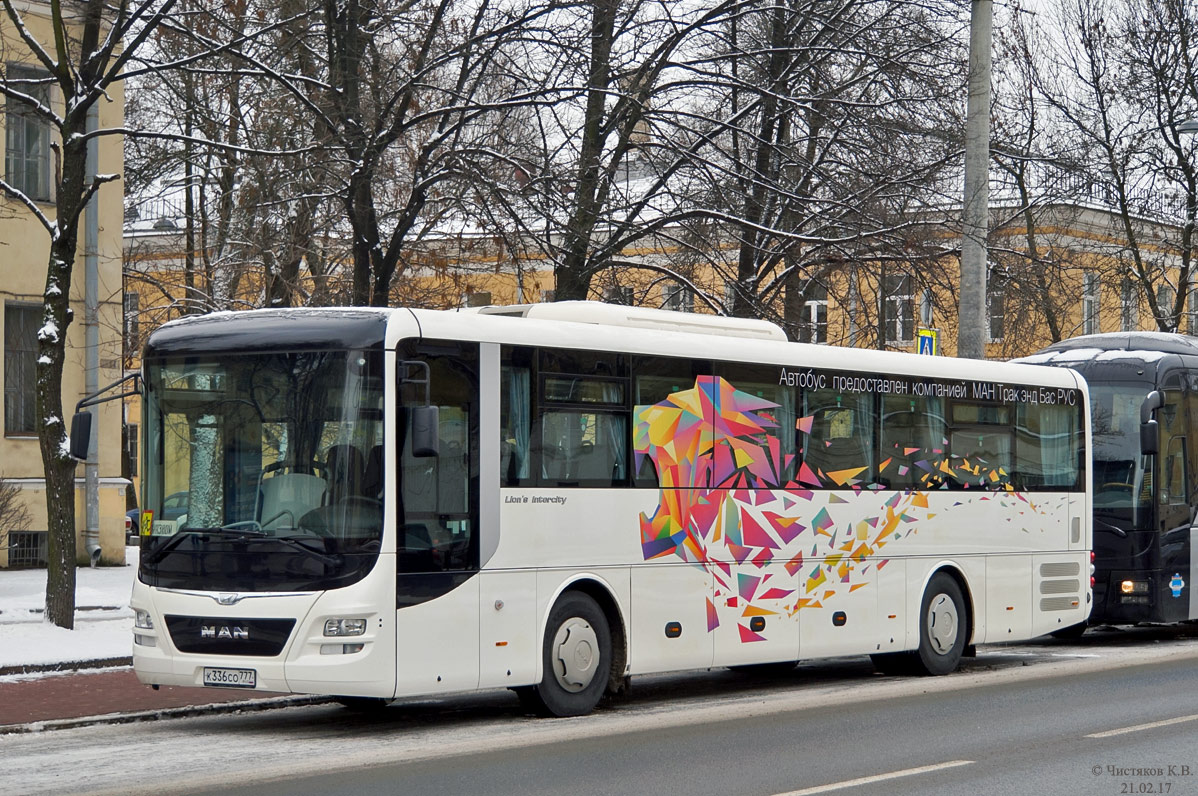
left=3, top=625, right=1198, bottom=796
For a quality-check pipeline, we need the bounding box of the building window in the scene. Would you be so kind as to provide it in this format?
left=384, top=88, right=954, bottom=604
left=605, top=286, right=631, bottom=305
left=126, top=423, right=138, bottom=477
left=123, top=292, right=139, bottom=353
left=1188, top=286, right=1198, bottom=335
left=987, top=279, right=1005, bottom=342
left=1083, top=273, right=1100, bottom=335
left=798, top=282, right=828, bottom=344
left=462, top=291, right=491, bottom=308
left=5, top=66, right=51, bottom=202
left=1157, top=283, right=1174, bottom=329
left=4, top=303, right=38, bottom=435
left=882, top=273, right=914, bottom=344
left=1121, top=277, right=1138, bottom=331
left=663, top=282, right=692, bottom=313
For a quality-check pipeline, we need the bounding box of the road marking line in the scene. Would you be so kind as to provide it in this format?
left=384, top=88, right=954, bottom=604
left=1086, top=713, right=1198, bottom=739
left=772, top=760, right=974, bottom=796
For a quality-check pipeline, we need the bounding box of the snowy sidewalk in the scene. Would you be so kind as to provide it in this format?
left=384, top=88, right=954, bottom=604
left=0, top=547, right=136, bottom=672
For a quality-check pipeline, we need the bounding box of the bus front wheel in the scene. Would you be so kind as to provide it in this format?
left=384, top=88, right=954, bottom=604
left=526, top=592, right=611, bottom=717
left=913, top=572, right=967, bottom=676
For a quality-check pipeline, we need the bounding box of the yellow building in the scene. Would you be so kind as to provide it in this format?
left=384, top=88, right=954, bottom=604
left=120, top=198, right=1195, bottom=490
left=0, top=11, right=127, bottom=567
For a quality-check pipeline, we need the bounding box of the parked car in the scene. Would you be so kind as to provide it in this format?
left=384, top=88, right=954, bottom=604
left=125, top=508, right=141, bottom=545
left=161, top=491, right=189, bottom=522
left=125, top=492, right=189, bottom=544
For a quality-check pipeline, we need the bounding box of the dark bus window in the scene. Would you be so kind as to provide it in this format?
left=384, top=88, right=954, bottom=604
left=396, top=341, right=479, bottom=580
left=802, top=388, right=876, bottom=486
left=538, top=409, right=627, bottom=486
left=1015, top=402, right=1082, bottom=489
left=879, top=394, right=947, bottom=489
left=501, top=364, right=532, bottom=486
left=948, top=399, right=1012, bottom=489
left=536, top=348, right=630, bottom=488
left=1162, top=436, right=1187, bottom=505
left=632, top=356, right=709, bottom=488
left=712, top=361, right=798, bottom=488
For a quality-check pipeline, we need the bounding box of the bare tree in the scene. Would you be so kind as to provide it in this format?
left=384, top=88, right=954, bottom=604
left=0, top=0, right=177, bottom=627
left=1030, top=0, right=1198, bottom=333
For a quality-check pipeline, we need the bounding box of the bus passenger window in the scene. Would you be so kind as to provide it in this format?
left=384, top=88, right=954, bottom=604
left=1014, top=402, right=1080, bottom=489
left=802, top=389, right=875, bottom=485
left=879, top=394, right=946, bottom=489
left=1162, top=437, right=1186, bottom=505
left=538, top=410, right=627, bottom=486
left=501, top=365, right=531, bottom=485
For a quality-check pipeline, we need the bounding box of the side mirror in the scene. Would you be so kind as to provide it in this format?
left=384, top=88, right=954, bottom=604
left=1139, top=390, right=1165, bottom=456
left=69, top=412, right=92, bottom=461
left=1141, top=419, right=1159, bottom=456
left=410, top=405, right=440, bottom=457
left=1140, top=390, right=1164, bottom=424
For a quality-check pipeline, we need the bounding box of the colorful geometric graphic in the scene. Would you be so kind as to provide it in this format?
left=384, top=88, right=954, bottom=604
left=634, top=375, right=1035, bottom=643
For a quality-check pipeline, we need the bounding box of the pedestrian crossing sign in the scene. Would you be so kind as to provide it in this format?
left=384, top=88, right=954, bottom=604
left=917, top=328, right=938, bottom=356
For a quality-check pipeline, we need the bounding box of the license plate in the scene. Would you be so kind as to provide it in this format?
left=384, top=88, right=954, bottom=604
left=202, top=667, right=256, bottom=688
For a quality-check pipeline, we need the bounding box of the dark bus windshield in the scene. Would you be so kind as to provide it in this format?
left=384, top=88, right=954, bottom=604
left=1089, top=383, right=1153, bottom=523
left=139, top=348, right=385, bottom=591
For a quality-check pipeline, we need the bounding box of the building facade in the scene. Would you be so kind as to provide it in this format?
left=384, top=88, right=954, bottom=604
left=0, top=10, right=127, bottom=568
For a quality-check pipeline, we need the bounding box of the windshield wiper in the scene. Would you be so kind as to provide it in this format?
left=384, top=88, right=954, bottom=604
left=274, top=535, right=341, bottom=565
left=142, top=526, right=269, bottom=565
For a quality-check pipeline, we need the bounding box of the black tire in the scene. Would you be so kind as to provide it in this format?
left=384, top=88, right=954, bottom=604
left=334, top=696, right=391, bottom=713
left=527, top=592, right=611, bottom=717
left=1050, top=621, right=1088, bottom=640
left=913, top=572, right=968, bottom=676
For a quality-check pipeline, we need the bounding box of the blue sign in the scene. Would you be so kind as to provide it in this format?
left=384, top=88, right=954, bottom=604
left=1171, top=573, right=1185, bottom=598
left=917, top=329, right=938, bottom=356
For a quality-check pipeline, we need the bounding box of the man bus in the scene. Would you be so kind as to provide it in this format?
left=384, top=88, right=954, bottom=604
left=95, top=302, right=1090, bottom=716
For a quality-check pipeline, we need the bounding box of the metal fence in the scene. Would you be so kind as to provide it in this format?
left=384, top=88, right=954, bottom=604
left=6, top=530, right=47, bottom=568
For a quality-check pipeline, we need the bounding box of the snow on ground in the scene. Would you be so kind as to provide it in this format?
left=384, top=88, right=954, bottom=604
left=0, top=547, right=137, bottom=669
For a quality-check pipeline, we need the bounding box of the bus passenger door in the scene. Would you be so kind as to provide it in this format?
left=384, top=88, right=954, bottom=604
left=393, top=343, right=481, bottom=696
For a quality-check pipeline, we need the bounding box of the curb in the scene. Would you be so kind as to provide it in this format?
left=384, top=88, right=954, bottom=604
left=0, top=657, right=133, bottom=677
left=0, top=694, right=331, bottom=735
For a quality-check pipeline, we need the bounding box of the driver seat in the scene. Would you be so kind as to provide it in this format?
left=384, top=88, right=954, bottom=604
left=325, top=444, right=365, bottom=504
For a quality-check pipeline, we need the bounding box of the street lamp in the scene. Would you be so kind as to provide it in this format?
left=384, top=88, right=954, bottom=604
left=1179, top=119, right=1198, bottom=135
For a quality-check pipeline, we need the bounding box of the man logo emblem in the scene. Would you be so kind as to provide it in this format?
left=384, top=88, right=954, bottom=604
left=201, top=625, right=249, bottom=640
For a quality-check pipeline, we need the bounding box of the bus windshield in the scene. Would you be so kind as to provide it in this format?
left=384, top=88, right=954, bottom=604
left=1089, top=383, right=1153, bottom=522
left=139, top=348, right=385, bottom=591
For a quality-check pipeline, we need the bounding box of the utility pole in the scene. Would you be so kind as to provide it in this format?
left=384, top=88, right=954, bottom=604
left=959, top=0, right=992, bottom=359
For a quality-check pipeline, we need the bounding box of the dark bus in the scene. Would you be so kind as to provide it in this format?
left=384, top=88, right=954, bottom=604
left=1021, top=333, right=1198, bottom=628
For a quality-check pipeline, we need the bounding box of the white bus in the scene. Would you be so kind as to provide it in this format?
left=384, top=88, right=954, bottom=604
left=119, top=302, right=1091, bottom=716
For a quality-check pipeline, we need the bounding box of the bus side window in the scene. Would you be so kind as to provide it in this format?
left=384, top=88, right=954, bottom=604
left=500, top=364, right=531, bottom=486
left=879, top=394, right=946, bottom=489
left=1015, top=402, right=1080, bottom=489
left=633, top=356, right=711, bottom=488
left=803, top=388, right=875, bottom=485
left=1162, top=436, right=1187, bottom=505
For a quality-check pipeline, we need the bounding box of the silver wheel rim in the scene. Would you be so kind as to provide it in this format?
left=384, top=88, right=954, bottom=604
left=551, top=616, right=600, bottom=693
left=926, top=593, right=959, bottom=655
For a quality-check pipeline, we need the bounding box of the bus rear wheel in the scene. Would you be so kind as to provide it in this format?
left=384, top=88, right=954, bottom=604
left=913, top=572, right=967, bottom=676
left=526, top=592, right=611, bottom=717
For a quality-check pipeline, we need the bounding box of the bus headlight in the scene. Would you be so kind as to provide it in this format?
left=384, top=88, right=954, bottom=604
left=135, top=609, right=154, bottom=630
left=1120, top=579, right=1150, bottom=603
left=324, top=618, right=367, bottom=637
